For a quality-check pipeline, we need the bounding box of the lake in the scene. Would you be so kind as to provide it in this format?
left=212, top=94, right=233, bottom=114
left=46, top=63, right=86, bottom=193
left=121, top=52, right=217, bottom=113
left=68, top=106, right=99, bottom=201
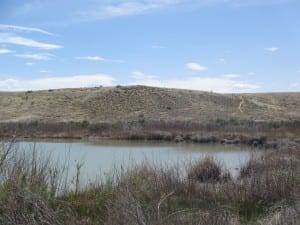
left=15, top=140, right=256, bottom=186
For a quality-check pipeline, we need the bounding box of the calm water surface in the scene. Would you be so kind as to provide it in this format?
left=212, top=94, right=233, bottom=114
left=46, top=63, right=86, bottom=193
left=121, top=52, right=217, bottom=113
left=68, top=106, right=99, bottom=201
left=17, top=140, right=256, bottom=185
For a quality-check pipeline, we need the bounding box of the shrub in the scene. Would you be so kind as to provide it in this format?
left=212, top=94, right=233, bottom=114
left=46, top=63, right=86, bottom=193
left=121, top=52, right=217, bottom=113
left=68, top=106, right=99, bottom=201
left=80, top=120, right=90, bottom=128
left=187, top=157, right=222, bottom=182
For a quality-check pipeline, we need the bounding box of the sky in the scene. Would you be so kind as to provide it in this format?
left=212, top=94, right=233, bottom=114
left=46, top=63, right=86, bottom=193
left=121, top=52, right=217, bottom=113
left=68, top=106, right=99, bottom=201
left=0, top=0, right=299, bottom=93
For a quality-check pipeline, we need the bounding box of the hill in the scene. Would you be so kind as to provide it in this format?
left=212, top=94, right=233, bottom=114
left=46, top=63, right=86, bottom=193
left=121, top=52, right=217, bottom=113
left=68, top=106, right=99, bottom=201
left=0, top=85, right=299, bottom=124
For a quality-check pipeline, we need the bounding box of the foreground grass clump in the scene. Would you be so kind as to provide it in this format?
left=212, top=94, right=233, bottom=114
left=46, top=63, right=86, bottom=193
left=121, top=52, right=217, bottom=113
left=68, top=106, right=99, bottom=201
left=0, top=141, right=299, bottom=225
left=187, top=156, right=226, bottom=182
left=0, top=141, right=74, bottom=225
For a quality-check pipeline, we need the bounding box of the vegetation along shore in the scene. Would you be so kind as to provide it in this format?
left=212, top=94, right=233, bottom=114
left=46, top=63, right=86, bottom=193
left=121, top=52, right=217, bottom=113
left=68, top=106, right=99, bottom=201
left=0, top=86, right=299, bottom=147
left=0, top=140, right=299, bottom=225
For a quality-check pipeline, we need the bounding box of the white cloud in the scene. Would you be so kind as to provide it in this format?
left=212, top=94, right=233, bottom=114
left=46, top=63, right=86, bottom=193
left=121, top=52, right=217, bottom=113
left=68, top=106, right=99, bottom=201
left=289, top=82, right=299, bottom=90
left=131, top=71, right=157, bottom=80
left=76, top=0, right=293, bottom=21
left=230, top=0, right=293, bottom=8
left=0, top=24, right=53, bottom=36
left=0, top=71, right=260, bottom=92
left=0, top=33, right=62, bottom=50
left=223, top=74, right=240, bottom=79
left=0, top=74, right=115, bottom=91
left=130, top=71, right=161, bottom=87
left=75, top=56, right=124, bottom=63
left=130, top=71, right=260, bottom=93
left=40, top=70, right=50, bottom=73
left=186, top=62, right=207, bottom=71
left=265, top=47, right=279, bottom=52
left=289, top=83, right=299, bottom=88
left=0, top=48, right=14, bottom=54
left=25, top=62, right=35, bottom=66
left=75, top=56, right=104, bottom=61
left=77, top=0, right=177, bottom=20
left=15, top=53, right=53, bottom=60
left=167, top=77, right=259, bottom=92
left=103, top=2, right=160, bottom=16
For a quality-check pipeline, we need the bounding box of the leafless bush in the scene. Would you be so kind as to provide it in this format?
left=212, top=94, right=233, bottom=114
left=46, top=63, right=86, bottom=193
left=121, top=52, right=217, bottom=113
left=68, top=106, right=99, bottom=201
left=105, top=187, right=147, bottom=225
left=162, top=209, right=240, bottom=225
left=0, top=188, right=73, bottom=225
left=257, top=204, right=300, bottom=225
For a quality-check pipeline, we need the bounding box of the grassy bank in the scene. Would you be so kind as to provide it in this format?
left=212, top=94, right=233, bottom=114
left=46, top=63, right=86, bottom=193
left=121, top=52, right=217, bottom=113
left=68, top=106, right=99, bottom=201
left=1, top=120, right=299, bottom=147
left=0, top=140, right=299, bottom=224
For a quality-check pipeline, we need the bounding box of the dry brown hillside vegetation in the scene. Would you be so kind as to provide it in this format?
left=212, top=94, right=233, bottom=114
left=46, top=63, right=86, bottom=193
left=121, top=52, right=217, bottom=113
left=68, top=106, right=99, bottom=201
left=0, top=85, right=299, bottom=124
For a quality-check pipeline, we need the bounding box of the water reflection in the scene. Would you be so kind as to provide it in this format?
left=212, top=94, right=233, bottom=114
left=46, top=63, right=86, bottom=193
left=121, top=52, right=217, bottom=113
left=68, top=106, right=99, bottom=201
left=17, top=140, right=256, bottom=185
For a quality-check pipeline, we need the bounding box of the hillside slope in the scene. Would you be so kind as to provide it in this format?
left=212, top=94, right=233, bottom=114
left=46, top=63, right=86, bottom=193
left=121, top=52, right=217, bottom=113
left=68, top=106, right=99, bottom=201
left=0, top=85, right=299, bottom=124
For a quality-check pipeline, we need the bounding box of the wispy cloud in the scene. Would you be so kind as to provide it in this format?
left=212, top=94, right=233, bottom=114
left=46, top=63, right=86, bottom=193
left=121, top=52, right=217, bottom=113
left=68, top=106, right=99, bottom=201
left=0, top=74, right=115, bottom=91
left=289, top=82, right=299, bottom=88
left=186, top=62, right=207, bottom=71
left=248, top=72, right=256, bottom=75
left=223, top=74, right=240, bottom=79
left=75, top=0, right=294, bottom=21
left=230, top=0, right=294, bottom=8
left=0, top=48, right=14, bottom=54
left=75, top=56, right=104, bottom=61
left=289, top=82, right=299, bottom=90
left=265, top=47, right=279, bottom=52
left=166, top=77, right=259, bottom=93
left=131, top=71, right=157, bottom=80
left=25, top=62, right=35, bottom=66
left=40, top=70, right=50, bottom=73
left=103, top=2, right=160, bottom=16
left=15, top=53, right=53, bottom=60
left=0, top=33, right=62, bottom=50
left=130, top=71, right=260, bottom=93
left=77, top=0, right=178, bottom=20
left=75, top=56, right=124, bottom=63
left=0, top=24, right=53, bottom=36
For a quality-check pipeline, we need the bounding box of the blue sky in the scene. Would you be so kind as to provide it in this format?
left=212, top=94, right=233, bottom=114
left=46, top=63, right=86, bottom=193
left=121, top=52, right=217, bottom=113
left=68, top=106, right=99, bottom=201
left=0, top=0, right=299, bottom=92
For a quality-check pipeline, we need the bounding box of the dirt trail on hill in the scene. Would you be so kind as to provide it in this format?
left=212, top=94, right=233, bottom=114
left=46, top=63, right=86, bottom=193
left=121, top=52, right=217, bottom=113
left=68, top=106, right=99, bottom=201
left=0, top=85, right=300, bottom=123
left=238, top=96, right=245, bottom=113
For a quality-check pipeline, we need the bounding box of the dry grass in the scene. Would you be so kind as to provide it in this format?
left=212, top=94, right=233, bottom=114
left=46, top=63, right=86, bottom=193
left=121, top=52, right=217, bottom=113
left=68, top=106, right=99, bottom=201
left=0, top=86, right=299, bottom=124
left=0, top=140, right=74, bottom=225
left=187, top=156, right=223, bottom=182
left=0, top=140, right=299, bottom=225
left=1, top=86, right=299, bottom=146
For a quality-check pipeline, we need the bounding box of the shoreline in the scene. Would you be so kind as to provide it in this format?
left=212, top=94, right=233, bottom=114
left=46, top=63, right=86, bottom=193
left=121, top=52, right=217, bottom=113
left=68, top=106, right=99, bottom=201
left=1, top=120, right=299, bottom=148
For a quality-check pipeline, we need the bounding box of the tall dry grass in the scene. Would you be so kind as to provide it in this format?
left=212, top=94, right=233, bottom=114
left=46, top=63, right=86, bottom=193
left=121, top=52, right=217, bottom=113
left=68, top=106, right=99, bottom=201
left=0, top=139, right=299, bottom=225
left=0, top=140, right=74, bottom=225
